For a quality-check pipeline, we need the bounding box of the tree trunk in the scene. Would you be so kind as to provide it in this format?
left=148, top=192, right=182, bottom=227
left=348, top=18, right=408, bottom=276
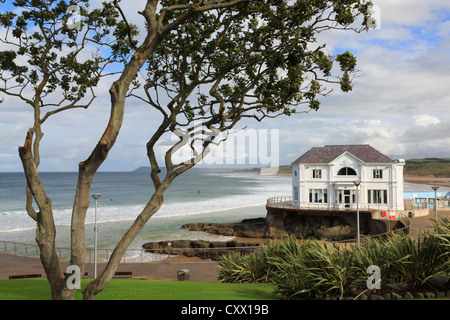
left=69, top=85, right=126, bottom=288
left=19, top=129, right=75, bottom=300
left=70, top=29, right=159, bottom=299
left=82, top=189, right=167, bottom=300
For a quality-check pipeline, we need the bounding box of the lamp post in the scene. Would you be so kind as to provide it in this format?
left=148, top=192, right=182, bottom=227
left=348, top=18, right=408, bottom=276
left=431, top=186, right=439, bottom=226
left=167, top=242, right=172, bottom=264
left=92, top=193, right=101, bottom=278
left=353, top=181, right=361, bottom=243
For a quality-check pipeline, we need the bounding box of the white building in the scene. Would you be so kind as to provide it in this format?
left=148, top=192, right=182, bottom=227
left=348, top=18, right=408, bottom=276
left=291, top=145, right=405, bottom=211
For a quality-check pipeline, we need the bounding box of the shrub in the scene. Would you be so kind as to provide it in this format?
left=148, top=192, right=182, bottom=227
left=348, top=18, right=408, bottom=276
left=217, top=220, right=450, bottom=299
left=217, top=251, right=254, bottom=283
left=303, top=242, right=358, bottom=299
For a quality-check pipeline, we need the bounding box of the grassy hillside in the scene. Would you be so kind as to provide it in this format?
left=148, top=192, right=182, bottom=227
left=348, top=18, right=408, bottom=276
left=245, top=159, right=450, bottom=177
left=270, top=159, right=450, bottom=177
left=404, top=158, right=450, bottom=177
left=274, top=165, right=292, bottom=175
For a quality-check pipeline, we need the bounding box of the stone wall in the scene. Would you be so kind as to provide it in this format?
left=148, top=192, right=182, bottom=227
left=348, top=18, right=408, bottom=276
left=265, top=206, right=408, bottom=239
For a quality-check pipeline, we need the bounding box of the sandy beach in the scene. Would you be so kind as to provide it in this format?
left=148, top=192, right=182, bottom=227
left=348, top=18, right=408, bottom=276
left=404, top=174, right=450, bottom=187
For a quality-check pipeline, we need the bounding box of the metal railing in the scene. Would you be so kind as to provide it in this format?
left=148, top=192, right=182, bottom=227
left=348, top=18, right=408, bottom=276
left=330, top=213, right=412, bottom=245
left=0, top=240, right=172, bottom=263
left=267, top=196, right=418, bottom=211
left=1, top=241, right=40, bottom=258
left=410, top=199, right=450, bottom=209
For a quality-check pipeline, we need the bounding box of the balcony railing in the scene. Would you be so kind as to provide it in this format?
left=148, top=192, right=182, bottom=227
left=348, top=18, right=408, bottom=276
left=266, top=196, right=405, bottom=211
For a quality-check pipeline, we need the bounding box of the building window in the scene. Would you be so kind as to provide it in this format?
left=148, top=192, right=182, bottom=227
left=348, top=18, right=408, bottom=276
left=313, top=169, right=322, bottom=179
left=293, top=187, right=298, bottom=201
left=309, top=189, right=328, bottom=203
left=337, top=167, right=357, bottom=175
left=373, top=169, right=383, bottom=179
left=368, top=189, right=387, bottom=204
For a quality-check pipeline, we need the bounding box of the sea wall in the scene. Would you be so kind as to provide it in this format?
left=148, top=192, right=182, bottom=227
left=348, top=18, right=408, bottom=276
left=265, top=206, right=401, bottom=239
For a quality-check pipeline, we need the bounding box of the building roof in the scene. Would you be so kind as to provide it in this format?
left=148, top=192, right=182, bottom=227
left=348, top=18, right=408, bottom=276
left=291, top=145, right=395, bottom=165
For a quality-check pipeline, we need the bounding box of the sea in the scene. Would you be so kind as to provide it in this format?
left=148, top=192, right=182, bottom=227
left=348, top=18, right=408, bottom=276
left=1, top=169, right=448, bottom=262
left=0, top=169, right=291, bottom=261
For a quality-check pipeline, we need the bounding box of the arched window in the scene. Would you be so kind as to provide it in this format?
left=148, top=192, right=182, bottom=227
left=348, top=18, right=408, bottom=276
left=337, top=167, right=357, bottom=175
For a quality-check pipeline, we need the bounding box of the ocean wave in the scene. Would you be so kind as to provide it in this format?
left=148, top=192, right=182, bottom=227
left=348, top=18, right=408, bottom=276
left=0, top=197, right=266, bottom=231
left=0, top=173, right=291, bottom=233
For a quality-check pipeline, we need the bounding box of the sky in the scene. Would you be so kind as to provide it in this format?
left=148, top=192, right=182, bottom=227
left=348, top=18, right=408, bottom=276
left=1, top=0, right=450, bottom=172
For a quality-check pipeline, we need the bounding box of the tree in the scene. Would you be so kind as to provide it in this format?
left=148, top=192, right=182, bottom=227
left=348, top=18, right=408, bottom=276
left=1, top=0, right=373, bottom=300
left=0, top=0, right=136, bottom=299
left=82, top=0, right=373, bottom=300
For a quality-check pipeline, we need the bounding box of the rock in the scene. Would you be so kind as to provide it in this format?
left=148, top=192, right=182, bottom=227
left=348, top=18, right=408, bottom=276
left=369, top=294, right=384, bottom=300
left=314, top=225, right=352, bottom=238
left=436, top=292, right=445, bottom=299
left=358, top=293, right=369, bottom=300
left=391, top=292, right=403, bottom=300
left=424, top=292, right=435, bottom=299
left=182, top=218, right=270, bottom=238
left=413, top=292, right=424, bottom=299
left=142, top=239, right=261, bottom=260
left=404, top=291, right=414, bottom=300
left=182, top=214, right=359, bottom=240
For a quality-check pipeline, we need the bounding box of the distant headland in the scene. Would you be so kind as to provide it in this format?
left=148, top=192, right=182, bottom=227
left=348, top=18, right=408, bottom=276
left=132, top=158, right=450, bottom=181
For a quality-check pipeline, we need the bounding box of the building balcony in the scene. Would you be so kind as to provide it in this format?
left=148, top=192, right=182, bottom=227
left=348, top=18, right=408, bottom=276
left=266, top=196, right=404, bottom=212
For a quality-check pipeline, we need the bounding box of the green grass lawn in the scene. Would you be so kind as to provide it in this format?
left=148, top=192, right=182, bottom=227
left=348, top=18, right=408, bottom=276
left=0, top=279, right=280, bottom=300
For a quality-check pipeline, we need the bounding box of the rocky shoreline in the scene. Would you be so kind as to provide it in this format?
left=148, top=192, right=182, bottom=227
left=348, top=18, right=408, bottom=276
left=181, top=218, right=270, bottom=238
left=142, top=239, right=262, bottom=261
left=141, top=218, right=271, bottom=260
left=141, top=216, right=368, bottom=260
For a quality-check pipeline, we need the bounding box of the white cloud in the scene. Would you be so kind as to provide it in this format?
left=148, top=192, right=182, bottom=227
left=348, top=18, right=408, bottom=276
left=374, top=0, right=450, bottom=27
left=1, top=1, right=450, bottom=171
left=413, top=115, right=441, bottom=127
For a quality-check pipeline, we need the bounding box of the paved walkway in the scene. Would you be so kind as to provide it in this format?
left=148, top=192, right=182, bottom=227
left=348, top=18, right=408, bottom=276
left=1, top=210, right=448, bottom=282
left=407, top=210, right=450, bottom=239
left=0, top=255, right=219, bottom=282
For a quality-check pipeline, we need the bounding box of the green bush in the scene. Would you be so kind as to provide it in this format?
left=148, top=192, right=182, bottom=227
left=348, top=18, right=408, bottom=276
left=218, top=218, right=450, bottom=299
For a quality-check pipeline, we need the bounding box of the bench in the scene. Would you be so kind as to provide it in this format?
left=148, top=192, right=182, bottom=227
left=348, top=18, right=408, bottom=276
left=113, top=271, right=132, bottom=278
left=9, top=274, right=42, bottom=279
left=63, top=271, right=89, bottom=279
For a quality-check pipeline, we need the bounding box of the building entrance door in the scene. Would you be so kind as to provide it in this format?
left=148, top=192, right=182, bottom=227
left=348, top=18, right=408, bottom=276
left=344, top=190, right=351, bottom=207
left=335, top=187, right=356, bottom=208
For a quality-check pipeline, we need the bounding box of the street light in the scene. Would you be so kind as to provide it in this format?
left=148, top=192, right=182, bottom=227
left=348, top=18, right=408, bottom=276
left=92, top=193, right=101, bottom=278
left=167, top=242, right=172, bottom=264
left=353, top=181, right=361, bottom=243
left=431, top=186, right=439, bottom=226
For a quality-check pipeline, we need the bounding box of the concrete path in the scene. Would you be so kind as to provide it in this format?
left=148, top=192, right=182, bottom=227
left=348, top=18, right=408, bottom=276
left=0, top=254, right=219, bottom=282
